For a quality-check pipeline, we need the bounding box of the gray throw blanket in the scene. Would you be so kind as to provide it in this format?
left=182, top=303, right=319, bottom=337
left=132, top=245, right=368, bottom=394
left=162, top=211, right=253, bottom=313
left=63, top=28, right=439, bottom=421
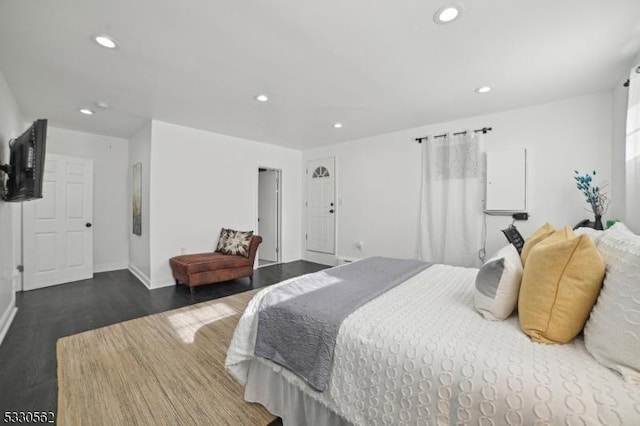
left=254, top=256, right=431, bottom=391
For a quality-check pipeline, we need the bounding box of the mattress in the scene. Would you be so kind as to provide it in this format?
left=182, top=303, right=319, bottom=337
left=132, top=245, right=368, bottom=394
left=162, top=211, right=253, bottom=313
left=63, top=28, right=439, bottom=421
left=226, top=264, right=640, bottom=425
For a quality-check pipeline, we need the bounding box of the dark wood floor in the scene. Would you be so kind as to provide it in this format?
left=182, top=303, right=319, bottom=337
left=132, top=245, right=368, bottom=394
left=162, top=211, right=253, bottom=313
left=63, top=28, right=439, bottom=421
left=0, top=260, right=328, bottom=419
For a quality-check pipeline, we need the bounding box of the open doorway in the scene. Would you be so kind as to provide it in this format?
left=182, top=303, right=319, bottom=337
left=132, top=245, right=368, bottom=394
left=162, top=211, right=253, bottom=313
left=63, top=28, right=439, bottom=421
left=257, top=168, right=281, bottom=267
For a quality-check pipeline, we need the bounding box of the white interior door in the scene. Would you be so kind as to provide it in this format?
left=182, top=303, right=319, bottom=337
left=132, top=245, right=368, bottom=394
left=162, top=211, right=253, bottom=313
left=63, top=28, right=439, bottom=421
left=23, top=154, right=93, bottom=290
left=258, top=169, right=278, bottom=262
left=306, top=158, right=335, bottom=254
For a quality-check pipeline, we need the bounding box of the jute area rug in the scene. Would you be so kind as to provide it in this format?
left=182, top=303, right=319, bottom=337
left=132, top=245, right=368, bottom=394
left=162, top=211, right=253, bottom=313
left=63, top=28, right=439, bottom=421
left=57, top=289, right=276, bottom=426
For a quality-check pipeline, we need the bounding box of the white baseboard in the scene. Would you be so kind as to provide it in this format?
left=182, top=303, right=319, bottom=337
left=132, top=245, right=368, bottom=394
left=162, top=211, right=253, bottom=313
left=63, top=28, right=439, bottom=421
left=128, top=263, right=151, bottom=288
left=337, top=256, right=359, bottom=265
left=128, top=265, right=176, bottom=290
left=0, top=293, right=17, bottom=347
left=94, top=261, right=129, bottom=273
left=304, top=251, right=337, bottom=266
left=281, top=255, right=303, bottom=264
left=12, top=271, right=21, bottom=292
left=149, top=279, right=177, bottom=290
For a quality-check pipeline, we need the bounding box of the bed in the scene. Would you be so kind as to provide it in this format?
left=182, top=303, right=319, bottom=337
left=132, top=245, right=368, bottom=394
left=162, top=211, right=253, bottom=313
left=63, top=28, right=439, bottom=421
left=226, top=260, right=639, bottom=425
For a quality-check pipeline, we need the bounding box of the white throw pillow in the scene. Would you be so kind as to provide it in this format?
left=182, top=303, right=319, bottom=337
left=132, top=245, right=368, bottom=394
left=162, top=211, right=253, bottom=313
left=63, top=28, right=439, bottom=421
left=474, top=244, right=524, bottom=320
left=584, top=223, right=640, bottom=383
left=573, top=226, right=605, bottom=246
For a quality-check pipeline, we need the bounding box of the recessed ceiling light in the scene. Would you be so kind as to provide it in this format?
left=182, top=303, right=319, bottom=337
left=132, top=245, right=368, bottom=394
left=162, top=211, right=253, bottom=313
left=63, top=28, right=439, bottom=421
left=94, top=34, right=118, bottom=49
left=433, top=4, right=463, bottom=24
left=255, top=94, right=269, bottom=102
left=475, top=86, right=492, bottom=94
left=333, top=123, right=343, bottom=129
left=79, top=108, right=94, bottom=115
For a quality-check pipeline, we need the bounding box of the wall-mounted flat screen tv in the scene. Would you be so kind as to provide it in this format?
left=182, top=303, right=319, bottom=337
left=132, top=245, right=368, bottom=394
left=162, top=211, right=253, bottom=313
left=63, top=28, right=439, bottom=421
left=1, top=119, right=48, bottom=202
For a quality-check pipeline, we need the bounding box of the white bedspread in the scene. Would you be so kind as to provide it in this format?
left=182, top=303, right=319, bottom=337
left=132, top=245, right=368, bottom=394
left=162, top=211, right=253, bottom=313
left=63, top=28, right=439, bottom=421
left=226, top=264, right=640, bottom=425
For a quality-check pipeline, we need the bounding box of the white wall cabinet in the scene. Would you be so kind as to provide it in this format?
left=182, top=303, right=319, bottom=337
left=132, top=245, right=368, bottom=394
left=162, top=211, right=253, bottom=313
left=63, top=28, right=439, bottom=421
left=485, top=148, right=527, bottom=213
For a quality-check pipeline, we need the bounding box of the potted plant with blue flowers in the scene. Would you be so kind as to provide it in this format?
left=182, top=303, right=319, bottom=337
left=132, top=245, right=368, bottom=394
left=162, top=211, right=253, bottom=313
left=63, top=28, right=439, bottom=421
left=573, top=170, right=609, bottom=230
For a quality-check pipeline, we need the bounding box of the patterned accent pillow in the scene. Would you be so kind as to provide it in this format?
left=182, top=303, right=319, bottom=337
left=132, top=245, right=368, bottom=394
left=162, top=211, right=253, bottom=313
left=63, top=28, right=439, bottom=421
left=216, top=228, right=253, bottom=257
left=216, top=228, right=231, bottom=252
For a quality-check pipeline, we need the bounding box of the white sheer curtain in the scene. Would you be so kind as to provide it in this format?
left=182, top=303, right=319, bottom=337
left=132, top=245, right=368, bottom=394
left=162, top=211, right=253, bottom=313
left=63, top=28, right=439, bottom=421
left=417, top=132, right=484, bottom=267
left=626, top=64, right=640, bottom=233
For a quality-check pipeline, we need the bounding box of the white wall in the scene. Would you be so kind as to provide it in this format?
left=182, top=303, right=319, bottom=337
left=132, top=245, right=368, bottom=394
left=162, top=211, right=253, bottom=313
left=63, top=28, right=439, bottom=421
left=128, top=123, right=152, bottom=286
left=0, top=70, right=22, bottom=343
left=147, top=120, right=302, bottom=288
left=303, top=91, right=614, bottom=264
left=46, top=127, right=129, bottom=272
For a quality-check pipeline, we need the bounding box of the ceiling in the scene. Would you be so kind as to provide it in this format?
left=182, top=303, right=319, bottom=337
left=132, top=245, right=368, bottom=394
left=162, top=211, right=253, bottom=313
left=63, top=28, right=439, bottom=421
left=1, top=1, right=639, bottom=150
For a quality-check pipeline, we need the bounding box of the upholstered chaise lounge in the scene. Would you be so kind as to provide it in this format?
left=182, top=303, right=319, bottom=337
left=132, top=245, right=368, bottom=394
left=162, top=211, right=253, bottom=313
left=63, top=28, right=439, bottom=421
left=169, top=235, right=262, bottom=294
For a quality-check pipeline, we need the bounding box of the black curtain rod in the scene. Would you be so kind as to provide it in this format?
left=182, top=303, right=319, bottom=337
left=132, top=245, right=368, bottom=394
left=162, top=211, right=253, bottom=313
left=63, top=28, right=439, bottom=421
left=414, top=127, right=493, bottom=143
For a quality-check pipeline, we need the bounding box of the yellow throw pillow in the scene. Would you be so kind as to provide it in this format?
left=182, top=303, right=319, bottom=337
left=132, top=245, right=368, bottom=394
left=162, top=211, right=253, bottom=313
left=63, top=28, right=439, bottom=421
left=518, top=227, right=605, bottom=344
left=520, top=222, right=555, bottom=266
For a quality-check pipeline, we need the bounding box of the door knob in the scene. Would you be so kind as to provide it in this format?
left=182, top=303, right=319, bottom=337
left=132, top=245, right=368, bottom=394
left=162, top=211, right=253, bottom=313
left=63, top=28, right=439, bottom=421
left=86, top=223, right=92, bottom=228
left=329, top=209, right=334, bottom=214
